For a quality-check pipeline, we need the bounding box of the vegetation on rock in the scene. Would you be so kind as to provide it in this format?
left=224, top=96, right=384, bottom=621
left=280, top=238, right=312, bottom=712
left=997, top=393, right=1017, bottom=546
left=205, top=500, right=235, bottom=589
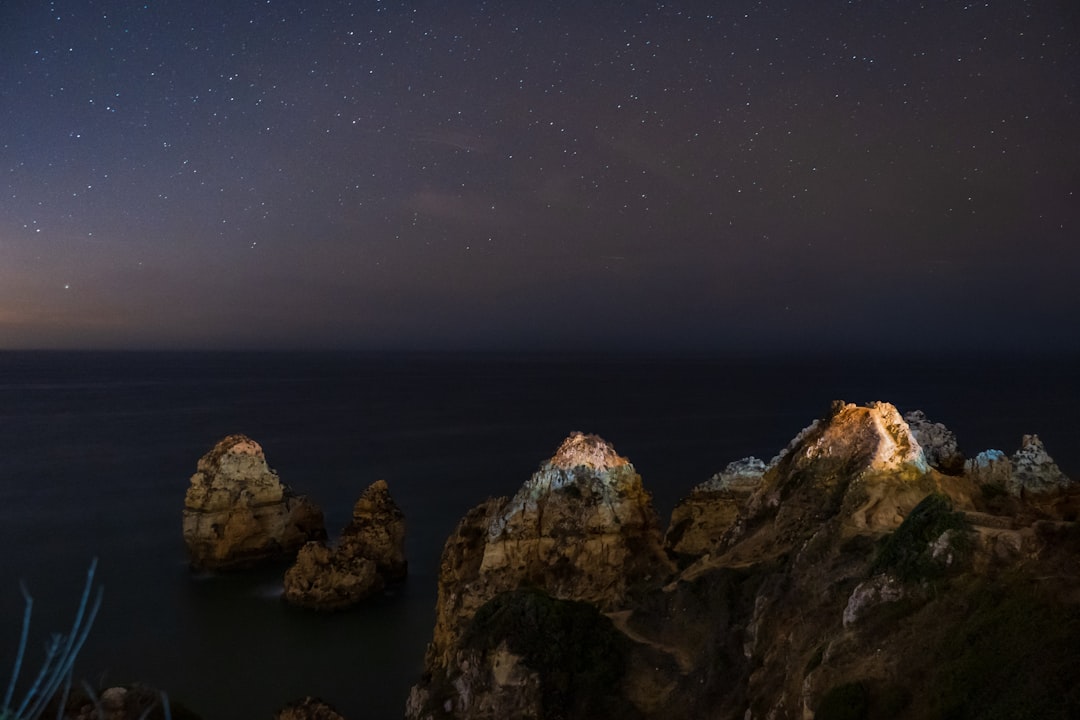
left=460, top=588, right=640, bottom=720
left=870, top=492, right=971, bottom=582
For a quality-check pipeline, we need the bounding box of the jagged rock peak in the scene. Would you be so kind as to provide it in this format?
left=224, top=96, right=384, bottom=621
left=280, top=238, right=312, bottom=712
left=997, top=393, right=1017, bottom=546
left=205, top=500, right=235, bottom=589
left=416, top=431, right=672, bottom=683
left=696, top=457, right=767, bottom=493
left=185, top=434, right=285, bottom=512
left=904, top=409, right=965, bottom=473
left=196, top=433, right=265, bottom=472
left=344, top=478, right=408, bottom=581
left=805, top=400, right=929, bottom=474
left=550, top=431, right=630, bottom=471
left=493, top=432, right=640, bottom=534
left=1009, top=434, right=1071, bottom=496
left=356, top=477, right=393, bottom=507
left=283, top=479, right=407, bottom=610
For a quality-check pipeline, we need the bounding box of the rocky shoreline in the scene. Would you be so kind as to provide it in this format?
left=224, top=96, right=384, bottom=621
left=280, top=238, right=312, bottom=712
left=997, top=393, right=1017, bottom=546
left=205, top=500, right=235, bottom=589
left=403, top=401, right=1078, bottom=720
left=23, top=400, right=1076, bottom=719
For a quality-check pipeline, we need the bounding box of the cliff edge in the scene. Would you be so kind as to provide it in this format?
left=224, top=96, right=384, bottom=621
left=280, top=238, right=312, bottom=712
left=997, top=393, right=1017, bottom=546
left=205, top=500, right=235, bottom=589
left=406, top=404, right=1080, bottom=720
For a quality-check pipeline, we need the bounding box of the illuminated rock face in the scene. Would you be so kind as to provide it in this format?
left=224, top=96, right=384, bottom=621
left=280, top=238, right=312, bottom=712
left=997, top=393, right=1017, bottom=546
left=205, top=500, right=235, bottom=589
left=406, top=407, right=1080, bottom=720
left=794, top=401, right=929, bottom=476
left=182, top=434, right=325, bottom=571
left=283, top=479, right=407, bottom=610
left=409, top=432, right=673, bottom=716
left=667, top=402, right=934, bottom=567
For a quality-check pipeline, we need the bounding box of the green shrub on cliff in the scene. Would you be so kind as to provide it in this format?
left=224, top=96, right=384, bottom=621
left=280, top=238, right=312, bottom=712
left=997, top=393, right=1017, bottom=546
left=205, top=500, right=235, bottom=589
left=815, top=681, right=869, bottom=720
left=461, top=588, right=640, bottom=720
left=870, top=493, right=971, bottom=583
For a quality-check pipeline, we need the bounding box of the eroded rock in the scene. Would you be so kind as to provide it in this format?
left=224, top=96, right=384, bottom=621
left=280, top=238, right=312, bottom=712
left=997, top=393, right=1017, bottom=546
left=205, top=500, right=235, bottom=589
left=283, top=479, right=407, bottom=610
left=965, top=449, right=1011, bottom=488
left=1009, top=434, right=1072, bottom=497
left=408, top=432, right=673, bottom=717
left=842, top=574, right=905, bottom=627
left=182, top=435, right=325, bottom=571
left=794, top=401, right=929, bottom=477
left=665, top=457, right=765, bottom=563
left=904, top=410, right=964, bottom=474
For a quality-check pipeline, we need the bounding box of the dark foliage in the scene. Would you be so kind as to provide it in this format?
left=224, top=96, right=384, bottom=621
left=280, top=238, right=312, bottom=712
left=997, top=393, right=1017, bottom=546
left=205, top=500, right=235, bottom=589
left=816, top=681, right=869, bottom=720
left=921, top=577, right=1080, bottom=720
left=461, top=588, right=641, bottom=720
left=870, top=493, right=971, bottom=582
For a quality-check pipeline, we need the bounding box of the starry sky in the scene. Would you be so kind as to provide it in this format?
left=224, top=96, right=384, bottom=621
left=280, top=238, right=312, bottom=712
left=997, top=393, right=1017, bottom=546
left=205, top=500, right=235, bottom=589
left=2, top=0, right=1078, bottom=353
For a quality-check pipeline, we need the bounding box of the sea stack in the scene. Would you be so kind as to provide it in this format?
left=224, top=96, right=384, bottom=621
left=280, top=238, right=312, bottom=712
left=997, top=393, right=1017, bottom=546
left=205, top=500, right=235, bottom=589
left=182, top=434, right=326, bottom=571
left=283, top=479, right=408, bottom=610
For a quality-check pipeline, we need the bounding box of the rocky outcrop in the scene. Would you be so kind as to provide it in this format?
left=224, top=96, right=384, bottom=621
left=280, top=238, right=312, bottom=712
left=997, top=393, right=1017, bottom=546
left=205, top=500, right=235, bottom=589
left=842, top=574, right=904, bottom=627
left=275, top=697, right=346, bottom=720
left=182, top=435, right=325, bottom=571
left=782, top=400, right=929, bottom=478
left=903, top=410, right=964, bottom=473
left=407, top=432, right=673, bottom=718
left=64, top=684, right=202, bottom=720
left=1009, top=434, right=1072, bottom=496
left=283, top=479, right=407, bottom=610
left=964, top=435, right=1074, bottom=515
left=664, top=457, right=765, bottom=564
left=406, top=589, right=643, bottom=720
left=407, top=404, right=1080, bottom=720
left=965, top=448, right=1011, bottom=487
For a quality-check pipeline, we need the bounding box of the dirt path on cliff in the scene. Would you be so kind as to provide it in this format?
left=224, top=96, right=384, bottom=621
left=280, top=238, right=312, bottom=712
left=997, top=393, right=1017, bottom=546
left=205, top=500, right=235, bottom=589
left=607, top=610, right=695, bottom=674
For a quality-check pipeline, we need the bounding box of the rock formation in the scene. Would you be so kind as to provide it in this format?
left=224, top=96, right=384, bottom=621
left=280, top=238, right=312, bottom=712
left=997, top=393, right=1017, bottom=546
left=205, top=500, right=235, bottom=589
left=964, top=448, right=1011, bottom=487
left=903, top=409, right=965, bottom=473
left=64, top=684, right=203, bottom=720
left=182, top=435, right=325, bottom=571
left=1008, top=434, right=1072, bottom=496
left=283, top=479, right=407, bottom=610
left=274, top=697, right=346, bottom=720
left=407, top=403, right=1080, bottom=720
left=407, top=432, right=673, bottom=717
left=664, top=457, right=764, bottom=565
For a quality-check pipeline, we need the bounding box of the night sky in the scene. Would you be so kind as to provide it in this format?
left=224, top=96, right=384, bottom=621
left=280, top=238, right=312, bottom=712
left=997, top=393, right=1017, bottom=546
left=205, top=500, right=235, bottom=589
left=3, top=1, right=1078, bottom=353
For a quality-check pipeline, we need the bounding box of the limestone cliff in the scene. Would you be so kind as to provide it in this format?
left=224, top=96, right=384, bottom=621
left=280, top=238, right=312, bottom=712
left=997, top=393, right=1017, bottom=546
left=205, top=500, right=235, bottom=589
left=407, top=404, right=1080, bottom=720
left=664, top=457, right=764, bottom=566
left=182, top=435, right=325, bottom=571
left=283, top=479, right=407, bottom=610
left=407, top=432, right=672, bottom=717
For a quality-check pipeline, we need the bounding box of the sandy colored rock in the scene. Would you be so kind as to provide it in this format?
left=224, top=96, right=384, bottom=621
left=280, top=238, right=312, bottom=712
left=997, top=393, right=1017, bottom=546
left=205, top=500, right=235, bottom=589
left=182, top=434, right=325, bottom=571
left=412, top=431, right=674, bottom=712
left=665, top=457, right=765, bottom=563
left=283, top=479, right=407, bottom=610
left=340, top=478, right=408, bottom=581
left=407, top=405, right=1080, bottom=720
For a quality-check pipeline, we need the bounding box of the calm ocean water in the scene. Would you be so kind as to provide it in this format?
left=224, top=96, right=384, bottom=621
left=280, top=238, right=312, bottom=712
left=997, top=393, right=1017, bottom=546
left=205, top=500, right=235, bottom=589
left=1, top=351, right=1077, bottom=719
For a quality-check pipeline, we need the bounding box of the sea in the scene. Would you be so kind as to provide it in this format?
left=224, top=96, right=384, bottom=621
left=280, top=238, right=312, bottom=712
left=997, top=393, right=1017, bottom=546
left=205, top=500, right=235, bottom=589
left=1, top=351, right=1077, bottom=719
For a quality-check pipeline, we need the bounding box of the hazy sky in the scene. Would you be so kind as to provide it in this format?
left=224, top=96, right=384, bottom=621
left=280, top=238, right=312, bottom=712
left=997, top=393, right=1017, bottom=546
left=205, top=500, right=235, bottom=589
left=2, top=0, right=1077, bottom=353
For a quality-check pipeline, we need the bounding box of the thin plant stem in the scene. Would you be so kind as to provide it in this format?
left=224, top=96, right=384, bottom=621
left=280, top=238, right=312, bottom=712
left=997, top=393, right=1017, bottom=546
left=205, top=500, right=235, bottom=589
left=2, top=583, right=33, bottom=712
